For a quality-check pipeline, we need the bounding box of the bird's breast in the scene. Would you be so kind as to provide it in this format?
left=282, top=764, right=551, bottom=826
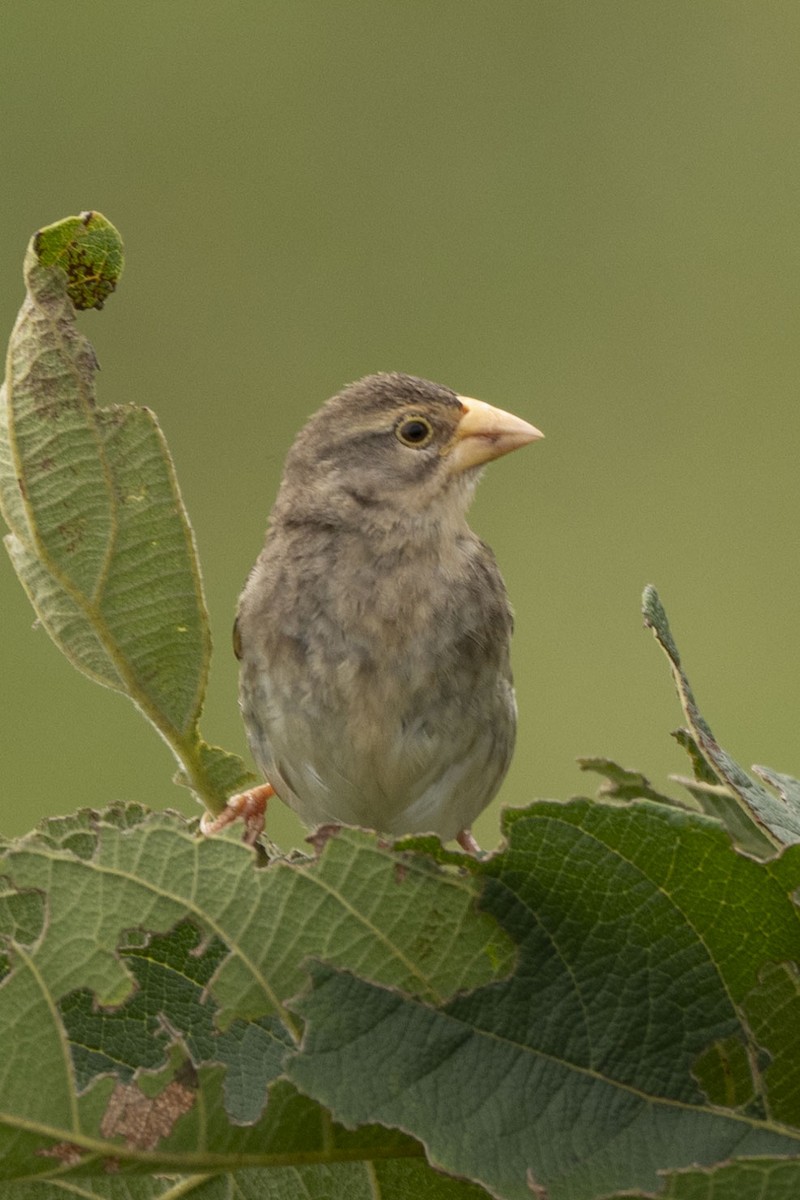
left=236, top=521, right=515, bottom=835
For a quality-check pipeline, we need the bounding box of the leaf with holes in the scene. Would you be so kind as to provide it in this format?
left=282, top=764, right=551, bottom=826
left=0, top=804, right=512, bottom=1187
left=0, top=213, right=253, bottom=815
left=288, top=799, right=800, bottom=1200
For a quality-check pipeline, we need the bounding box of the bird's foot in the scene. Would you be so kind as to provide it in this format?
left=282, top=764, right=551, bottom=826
left=456, top=828, right=482, bottom=855
left=200, top=783, right=274, bottom=846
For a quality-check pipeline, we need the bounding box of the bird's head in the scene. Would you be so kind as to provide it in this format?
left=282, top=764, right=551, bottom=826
left=273, top=372, right=543, bottom=535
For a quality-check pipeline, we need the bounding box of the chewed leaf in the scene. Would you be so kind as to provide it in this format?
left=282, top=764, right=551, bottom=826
left=0, top=214, right=251, bottom=815
left=691, top=1034, right=756, bottom=1109
left=34, top=210, right=124, bottom=310
left=743, top=960, right=800, bottom=1126
left=288, top=799, right=800, bottom=1200
left=577, top=755, right=680, bottom=806
left=642, top=586, right=799, bottom=848
left=612, top=1158, right=800, bottom=1199
left=672, top=776, right=778, bottom=858
left=672, top=727, right=721, bottom=785
left=0, top=231, right=206, bottom=731
left=0, top=807, right=514, bottom=1171
left=59, top=918, right=294, bottom=1125
left=753, top=765, right=800, bottom=813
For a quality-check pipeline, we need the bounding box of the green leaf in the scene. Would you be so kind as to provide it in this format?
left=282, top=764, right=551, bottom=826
left=670, top=776, right=778, bottom=858
left=33, top=211, right=123, bottom=310
left=0, top=215, right=252, bottom=815
left=753, top=765, right=800, bottom=815
left=288, top=799, right=800, bottom=1200
left=59, top=918, right=294, bottom=1124
left=691, top=1034, right=756, bottom=1109
left=577, top=755, right=681, bottom=806
left=642, top=586, right=799, bottom=848
left=606, top=1157, right=800, bottom=1199
left=668, top=727, right=776, bottom=857
left=1, top=1162, right=493, bottom=1198
left=672, top=727, right=720, bottom=786
left=743, top=960, right=800, bottom=1125
left=0, top=806, right=513, bottom=1183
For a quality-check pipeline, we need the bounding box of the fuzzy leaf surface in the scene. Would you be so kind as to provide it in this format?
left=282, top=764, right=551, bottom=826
left=642, top=586, right=800, bottom=847
left=1, top=1165, right=492, bottom=1198
left=288, top=800, right=800, bottom=1200
left=0, top=805, right=511, bottom=1185
left=611, top=1156, right=800, bottom=1199
left=0, top=214, right=252, bottom=811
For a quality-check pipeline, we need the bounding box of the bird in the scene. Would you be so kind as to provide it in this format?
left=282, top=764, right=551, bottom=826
left=203, top=372, right=542, bottom=852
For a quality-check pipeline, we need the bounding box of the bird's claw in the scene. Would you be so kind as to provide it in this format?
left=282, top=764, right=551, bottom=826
left=456, top=828, right=482, bottom=855
left=200, top=783, right=274, bottom=846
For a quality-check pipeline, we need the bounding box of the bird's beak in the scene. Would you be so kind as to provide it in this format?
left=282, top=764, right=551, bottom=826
left=446, top=395, right=544, bottom=474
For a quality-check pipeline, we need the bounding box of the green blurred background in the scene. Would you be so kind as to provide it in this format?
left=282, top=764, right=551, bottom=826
left=1, top=2, right=798, bottom=848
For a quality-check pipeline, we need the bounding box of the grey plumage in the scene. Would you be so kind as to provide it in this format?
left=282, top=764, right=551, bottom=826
left=233, top=372, right=541, bottom=845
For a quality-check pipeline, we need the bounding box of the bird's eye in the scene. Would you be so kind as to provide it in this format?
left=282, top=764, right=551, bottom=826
left=395, top=415, right=433, bottom=448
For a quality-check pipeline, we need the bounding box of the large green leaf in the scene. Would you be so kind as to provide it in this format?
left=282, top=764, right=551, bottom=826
left=0, top=805, right=511, bottom=1189
left=2, top=1166, right=492, bottom=1199
left=613, top=1157, right=800, bottom=1200
left=288, top=800, right=800, bottom=1200
left=0, top=214, right=252, bottom=813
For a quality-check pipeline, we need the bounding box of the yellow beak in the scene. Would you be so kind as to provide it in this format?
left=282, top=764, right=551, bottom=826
left=446, top=395, right=544, bottom=474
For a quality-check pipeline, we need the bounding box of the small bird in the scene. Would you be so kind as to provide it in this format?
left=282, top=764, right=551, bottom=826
left=204, top=373, right=542, bottom=852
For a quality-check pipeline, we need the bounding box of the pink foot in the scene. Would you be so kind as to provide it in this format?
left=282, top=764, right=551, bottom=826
left=200, top=783, right=274, bottom=847
left=456, top=828, right=482, bottom=855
